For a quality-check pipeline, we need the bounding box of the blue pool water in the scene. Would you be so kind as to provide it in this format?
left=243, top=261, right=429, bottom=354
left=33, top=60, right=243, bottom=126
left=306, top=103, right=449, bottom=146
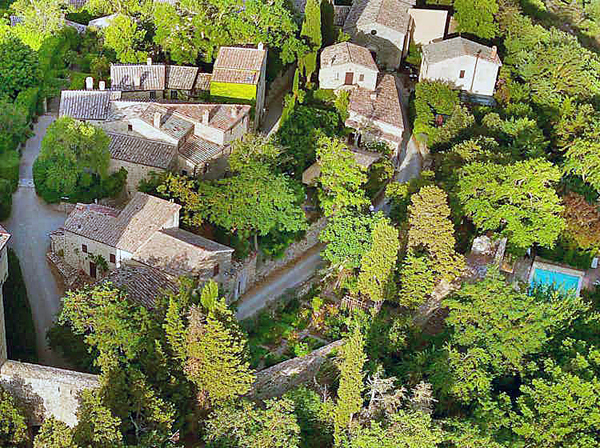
left=530, top=268, right=581, bottom=293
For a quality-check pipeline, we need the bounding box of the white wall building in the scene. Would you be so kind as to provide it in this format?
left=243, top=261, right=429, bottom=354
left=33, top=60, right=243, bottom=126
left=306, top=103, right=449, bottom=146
left=319, top=42, right=379, bottom=91
left=420, top=37, right=502, bottom=97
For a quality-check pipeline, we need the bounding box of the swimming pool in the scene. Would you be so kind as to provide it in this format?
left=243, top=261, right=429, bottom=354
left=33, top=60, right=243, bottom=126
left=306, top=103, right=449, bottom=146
left=529, top=267, right=582, bottom=294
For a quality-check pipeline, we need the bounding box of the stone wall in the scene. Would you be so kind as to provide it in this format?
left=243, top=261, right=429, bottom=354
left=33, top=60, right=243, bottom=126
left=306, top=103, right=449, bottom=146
left=0, top=361, right=99, bottom=427
left=251, top=340, right=343, bottom=400
left=110, top=159, right=167, bottom=197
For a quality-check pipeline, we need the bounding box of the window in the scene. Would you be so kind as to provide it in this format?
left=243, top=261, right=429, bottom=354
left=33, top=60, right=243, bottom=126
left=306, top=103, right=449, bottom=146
left=459, top=70, right=465, bottom=79
left=370, top=29, right=377, bottom=35
left=110, top=254, right=116, bottom=264
left=127, top=124, right=133, bottom=132
left=171, top=90, right=178, bottom=100
left=82, top=244, right=87, bottom=254
left=149, top=91, right=157, bottom=99
left=359, top=74, right=364, bottom=82
left=334, top=72, right=339, bottom=81
left=181, top=169, right=188, bottom=176
left=213, top=264, right=220, bottom=277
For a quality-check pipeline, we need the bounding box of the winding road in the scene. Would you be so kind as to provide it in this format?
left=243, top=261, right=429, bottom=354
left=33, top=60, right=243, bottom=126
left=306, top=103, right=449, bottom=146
left=2, top=114, right=67, bottom=367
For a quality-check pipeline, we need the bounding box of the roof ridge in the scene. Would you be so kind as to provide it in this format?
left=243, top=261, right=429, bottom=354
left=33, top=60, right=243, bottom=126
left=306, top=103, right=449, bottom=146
left=161, top=228, right=234, bottom=252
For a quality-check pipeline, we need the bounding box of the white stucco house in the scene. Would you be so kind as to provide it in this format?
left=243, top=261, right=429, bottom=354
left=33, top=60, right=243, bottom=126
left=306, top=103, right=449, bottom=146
left=343, top=0, right=417, bottom=69
left=319, top=42, right=379, bottom=91
left=420, top=37, right=502, bottom=97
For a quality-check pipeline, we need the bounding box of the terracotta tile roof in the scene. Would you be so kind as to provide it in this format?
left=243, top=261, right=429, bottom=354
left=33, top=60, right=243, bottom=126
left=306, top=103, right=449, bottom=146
left=111, top=64, right=167, bottom=91
left=69, top=0, right=88, bottom=8
left=162, top=103, right=250, bottom=131
left=422, top=37, right=502, bottom=66
left=344, top=0, right=416, bottom=34
left=166, top=65, right=199, bottom=90
left=63, top=192, right=181, bottom=253
left=107, top=132, right=177, bottom=169
left=100, top=265, right=179, bottom=309
left=320, top=42, right=378, bottom=72
left=138, top=104, right=195, bottom=140
left=347, top=73, right=404, bottom=129
left=212, top=46, right=266, bottom=85
left=179, top=136, right=225, bottom=165
left=59, top=90, right=118, bottom=120
left=133, top=227, right=233, bottom=277
left=0, top=225, right=10, bottom=252
left=194, top=73, right=212, bottom=90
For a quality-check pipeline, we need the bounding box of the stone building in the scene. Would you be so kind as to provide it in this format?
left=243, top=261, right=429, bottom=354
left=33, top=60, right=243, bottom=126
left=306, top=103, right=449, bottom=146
left=59, top=90, right=251, bottom=193
left=318, top=42, right=379, bottom=91
left=420, top=37, right=502, bottom=97
left=343, top=0, right=417, bottom=69
left=0, top=225, right=100, bottom=427
left=50, top=192, right=234, bottom=282
left=211, top=44, right=268, bottom=126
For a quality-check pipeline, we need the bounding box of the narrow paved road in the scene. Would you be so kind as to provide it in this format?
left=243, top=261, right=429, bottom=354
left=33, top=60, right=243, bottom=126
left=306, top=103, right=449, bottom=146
left=235, top=246, right=324, bottom=321
left=2, top=115, right=67, bottom=367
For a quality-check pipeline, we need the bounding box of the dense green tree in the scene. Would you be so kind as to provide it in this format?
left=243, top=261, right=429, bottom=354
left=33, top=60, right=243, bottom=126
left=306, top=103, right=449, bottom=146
left=319, top=211, right=383, bottom=270
left=357, top=220, right=400, bottom=303
left=0, top=35, right=42, bottom=99
left=457, top=159, right=564, bottom=252
left=397, top=252, right=437, bottom=309
left=0, top=99, right=29, bottom=152
left=102, top=14, right=148, bottom=63
left=73, top=390, right=123, bottom=448
left=185, top=283, right=254, bottom=408
left=205, top=397, right=301, bottom=448
left=316, top=137, right=369, bottom=216
left=0, top=386, right=28, bottom=447
left=454, top=0, right=498, bottom=39
left=34, top=416, right=76, bottom=448
left=34, top=117, right=111, bottom=201
left=563, top=138, right=600, bottom=193
left=413, top=80, right=459, bottom=142
left=228, top=133, right=285, bottom=173
left=481, top=112, right=547, bottom=158
left=85, top=0, right=146, bottom=15
left=298, top=0, right=322, bottom=82
left=284, top=386, right=333, bottom=448
left=334, top=324, right=367, bottom=443
left=10, top=0, right=65, bottom=49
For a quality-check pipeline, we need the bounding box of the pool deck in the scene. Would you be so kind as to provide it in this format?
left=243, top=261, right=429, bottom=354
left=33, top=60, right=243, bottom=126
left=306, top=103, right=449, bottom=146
left=528, top=258, right=585, bottom=296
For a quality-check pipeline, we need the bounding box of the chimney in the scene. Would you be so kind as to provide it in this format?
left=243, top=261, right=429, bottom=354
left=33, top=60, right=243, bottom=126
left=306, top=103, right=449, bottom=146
left=153, top=111, right=162, bottom=129
left=85, top=76, right=94, bottom=90
left=491, top=45, right=497, bottom=59
left=202, top=109, right=210, bottom=125
left=147, top=57, right=152, bottom=66
left=98, top=80, right=106, bottom=91
left=133, top=74, right=141, bottom=88
left=258, top=42, right=264, bottom=51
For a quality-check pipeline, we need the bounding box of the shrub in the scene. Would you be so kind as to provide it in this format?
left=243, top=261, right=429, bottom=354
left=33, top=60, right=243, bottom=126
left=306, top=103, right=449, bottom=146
left=0, top=179, right=13, bottom=220
left=0, top=150, right=20, bottom=192
left=15, top=86, right=41, bottom=121
left=3, top=249, right=37, bottom=363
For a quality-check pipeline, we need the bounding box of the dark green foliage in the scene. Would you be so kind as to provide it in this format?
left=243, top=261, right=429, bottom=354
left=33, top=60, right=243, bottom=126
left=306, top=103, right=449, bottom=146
left=0, top=150, right=20, bottom=193
left=0, top=179, right=12, bottom=221
left=47, top=322, right=100, bottom=374
left=0, top=385, right=28, bottom=447
left=0, top=35, right=42, bottom=99
left=15, top=87, right=41, bottom=121
left=3, top=249, right=37, bottom=363
left=413, top=81, right=464, bottom=146
left=285, top=387, right=333, bottom=448
left=0, top=99, right=30, bottom=153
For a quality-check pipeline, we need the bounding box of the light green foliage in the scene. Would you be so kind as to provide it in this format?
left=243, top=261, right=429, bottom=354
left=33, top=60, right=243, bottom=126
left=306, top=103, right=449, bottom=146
left=413, top=80, right=459, bottom=142
left=299, top=0, right=322, bottom=81
left=457, top=159, right=564, bottom=251
left=159, top=164, right=307, bottom=243
left=442, top=420, right=505, bottom=448
left=205, top=397, right=301, bottom=448
left=316, top=136, right=369, bottom=216
left=564, top=138, right=600, bottom=193
left=210, top=81, right=257, bottom=101
left=185, top=290, right=254, bottom=407
left=85, top=0, right=145, bottom=15
left=319, top=211, right=383, bottom=269
left=59, top=284, right=150, bottom=371
left=200, top=279, right=220, bottom=312
left=164, top=297, right=187, bottom=364
left=73, top=390, right=123, bottom=448
left=34, top=416, right=76, bottom=448
left=153, top=0, right=301, bottom=65
left=0, top=35, right=42, bottom=99
left=34, top=117, right=110, bottom=200
left=10, top=0, right=66, bottom=49
left=482, top=112, right=548, bottom=158
left=384, top=171, right=435, bottom=224
left=344, top=410, right=444, bottom=448
left=512, top=360, right=600, bottom=447
left=357, top=219, right=400, bottom=303
left=228, top=133, right=283, bottom=173
left=102, top=14, right=147, bottom=63
left=0, top=386, right=28, bottom=447
left=454, top=0, right=498, bottom=39
left=398, top=252, right=436, bottom=309
left=334, top=90, right=350, bottom=122
left=334, top=324, right=367, bottom=442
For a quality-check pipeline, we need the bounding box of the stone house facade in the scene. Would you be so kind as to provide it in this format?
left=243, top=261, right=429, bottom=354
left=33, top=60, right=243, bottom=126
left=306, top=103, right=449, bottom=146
left=343, top=0, right=417, bottom=69
left=318, top=42, right=379, bottom=91
left=420, top=37, right=502, bottom=97
left=50, top=192, right=234, bottom=283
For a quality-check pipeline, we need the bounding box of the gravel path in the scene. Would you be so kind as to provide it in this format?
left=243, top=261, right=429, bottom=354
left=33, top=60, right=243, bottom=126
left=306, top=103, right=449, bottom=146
left=2, top=115, right=68, bottom=367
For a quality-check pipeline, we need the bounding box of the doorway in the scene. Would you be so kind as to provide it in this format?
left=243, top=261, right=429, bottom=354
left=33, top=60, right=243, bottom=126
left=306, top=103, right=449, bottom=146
left=89, top=262, right=97, bottom=279
left=344, top=72, right=354, bottom=85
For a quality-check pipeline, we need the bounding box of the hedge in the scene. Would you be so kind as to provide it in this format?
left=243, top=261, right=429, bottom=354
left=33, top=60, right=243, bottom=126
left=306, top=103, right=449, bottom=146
left=15, top=86, right=41, bottom=121
left=3, top=249, right=38, bottom=363
left=0, top=150, right=20, bottom=192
